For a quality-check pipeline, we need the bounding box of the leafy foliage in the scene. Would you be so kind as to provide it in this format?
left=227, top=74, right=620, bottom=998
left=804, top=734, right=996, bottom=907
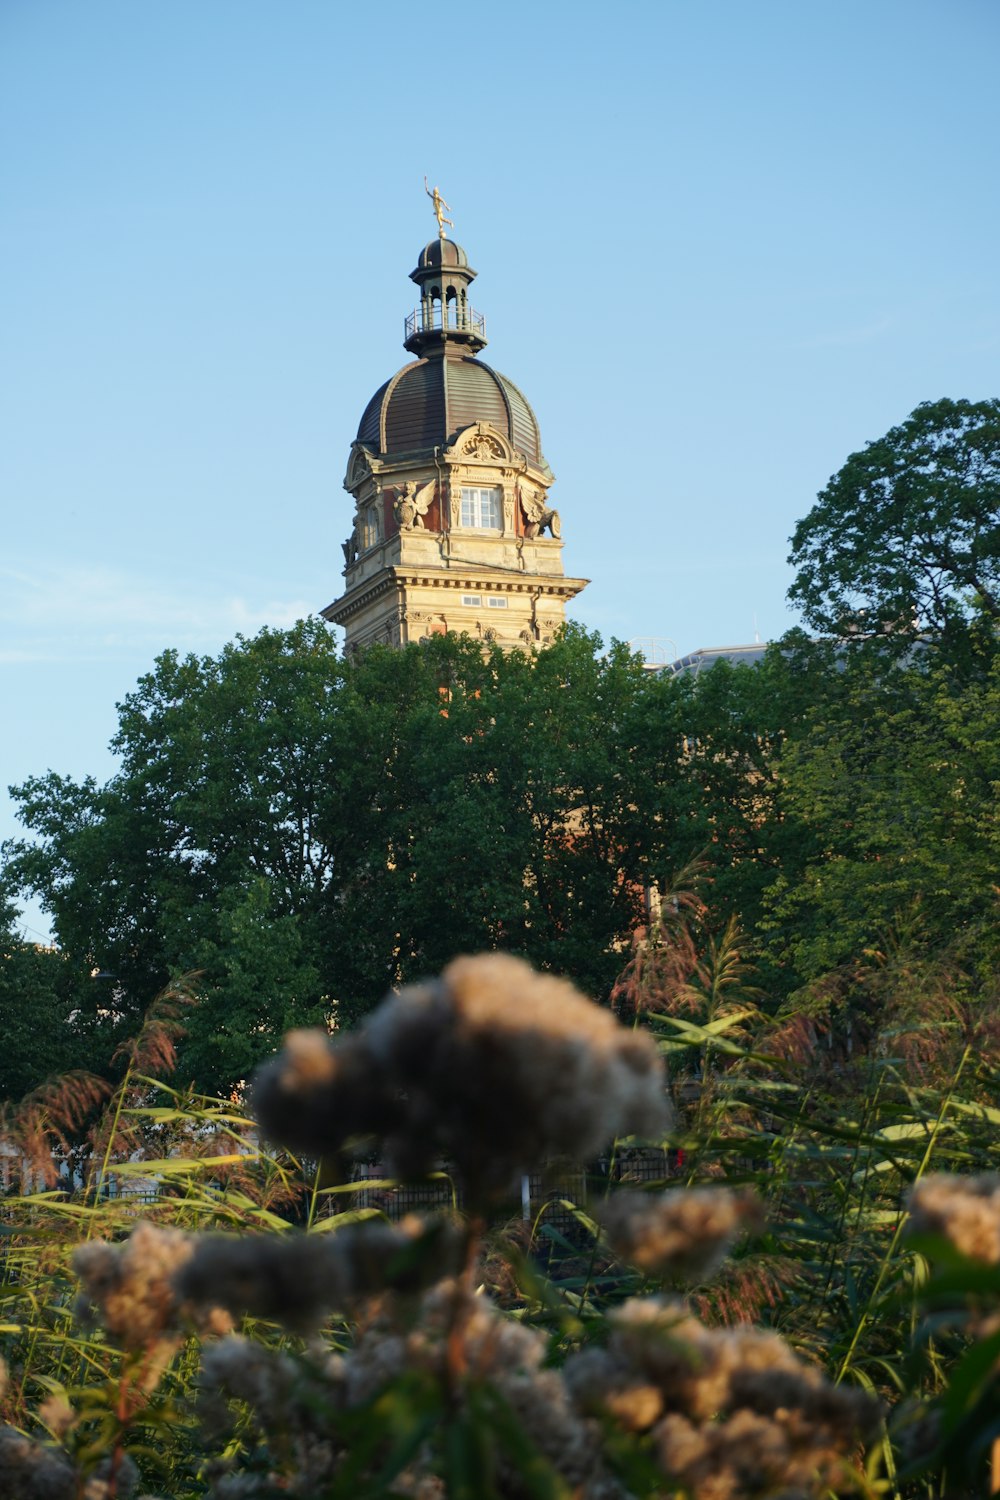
left=1, top=623, right=780, bottom=1095
left=788, top=397, right=1000, bottom=646
left=759, top=643, right=1000, bottom=990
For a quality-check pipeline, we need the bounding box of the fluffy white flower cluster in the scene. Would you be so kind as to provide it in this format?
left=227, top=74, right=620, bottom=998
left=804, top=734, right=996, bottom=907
left=73, top=1220, right=233, bottom=1355
left=191, top=1280, right=878, bottom=1499
left=252, top=953, right=669, bottom=1201
left=564, top=1298, right=879, bottom=1498
left=598, top=1186, right=764, bottom=1282
left=907, top=1173, right=1000, bottom=1263
left=200, top=1282, right=627, bottom=1500
left=177, top=1214, right=467, bottom=1332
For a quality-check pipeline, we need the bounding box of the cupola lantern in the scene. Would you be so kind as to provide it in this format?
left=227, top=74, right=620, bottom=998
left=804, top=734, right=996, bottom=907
left=404, top=239, right=487, bottom=359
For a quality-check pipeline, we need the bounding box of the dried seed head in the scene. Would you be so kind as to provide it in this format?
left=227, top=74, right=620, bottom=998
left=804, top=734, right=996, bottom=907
left=566, top=1295, right=879, bottom=1496
left=599, top=1187, right=763, bottom=1282
left=564, top=1347, right=665, bottom=1432
left=253, top=954, right=669, bottom=1201
left=177, top=1232, right=347, bottom=1334
left=200, top=1336, right=317, bottom=1425
left=0, top=1426, right=76, bottom=1500
left=907, top=1173, right=1000, bottom=1263
left=251, top=1030, right=399, bottom=1160
left=73, top=1221, right=232, bottom=1351
left=348, top=1282, right=615, bottom=1493
left=36, top=1396, right=76, bottom=1441
left=177, top=1217, right=467, bottom=1333
left=655, top=1408, right=798, bottom=1498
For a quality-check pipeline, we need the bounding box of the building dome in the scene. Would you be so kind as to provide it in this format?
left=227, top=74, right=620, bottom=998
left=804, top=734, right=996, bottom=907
left=351, top=234, right=552, bottom=473
left=355, top=356, right=550, bottom=474
left=415, top=237, right=469, bottom=270
left=323, top=217, right=588, bottom=655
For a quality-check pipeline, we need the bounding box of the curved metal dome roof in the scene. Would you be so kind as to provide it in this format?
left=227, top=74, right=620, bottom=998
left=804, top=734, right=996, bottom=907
left=356, top=356, right=550, bottom=473
left=414, top=238, right=469, bottom=270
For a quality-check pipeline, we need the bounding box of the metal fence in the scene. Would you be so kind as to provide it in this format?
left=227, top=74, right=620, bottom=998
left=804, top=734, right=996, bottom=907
left=344, top=1148, right=682, bottom=1234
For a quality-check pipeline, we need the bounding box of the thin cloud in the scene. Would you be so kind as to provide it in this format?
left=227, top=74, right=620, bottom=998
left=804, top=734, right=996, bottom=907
left=0, top=562, right=317, bottom=662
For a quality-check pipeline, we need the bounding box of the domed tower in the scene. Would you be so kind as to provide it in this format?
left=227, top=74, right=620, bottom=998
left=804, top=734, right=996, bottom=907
left=321, top=217, right=588, bottom=652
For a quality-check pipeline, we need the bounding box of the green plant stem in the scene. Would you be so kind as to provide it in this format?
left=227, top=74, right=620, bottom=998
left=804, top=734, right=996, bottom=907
left=820, top=1064, right=885, bottom=1305
left=89, top=1062, right=136, bottom=1222
left=577, top=1139, right=623, bottom=1313
left=305, top=1158, right=323, bottom=1231
left=836, top=1044, right=971, bottom=1385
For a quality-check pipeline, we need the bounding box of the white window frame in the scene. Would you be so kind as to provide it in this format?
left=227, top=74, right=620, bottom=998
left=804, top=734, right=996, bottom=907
left=359, top=504, right=380, bottom=552
left=486, top=596, right=508, bottom=609
left=460, top=485, right=502, bottom=530
left=461, top=594, right=482, bottom=607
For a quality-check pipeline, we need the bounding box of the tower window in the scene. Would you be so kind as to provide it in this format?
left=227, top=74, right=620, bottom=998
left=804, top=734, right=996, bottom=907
left=359, top=505, right=380, bottom=551
left=460, top=486, right=502, bottom=530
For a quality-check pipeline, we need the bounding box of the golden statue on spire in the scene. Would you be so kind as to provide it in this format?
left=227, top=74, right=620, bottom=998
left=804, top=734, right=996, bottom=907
left=424, top=176, right=454, bottom=239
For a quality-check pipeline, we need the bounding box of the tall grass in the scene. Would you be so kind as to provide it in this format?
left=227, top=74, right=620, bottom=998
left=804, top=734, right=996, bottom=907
left=2, top=928, right=999, bottom=1497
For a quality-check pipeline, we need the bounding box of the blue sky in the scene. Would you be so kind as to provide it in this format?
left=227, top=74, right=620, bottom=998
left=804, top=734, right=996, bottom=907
left=3, top=0, right=999, bottom=939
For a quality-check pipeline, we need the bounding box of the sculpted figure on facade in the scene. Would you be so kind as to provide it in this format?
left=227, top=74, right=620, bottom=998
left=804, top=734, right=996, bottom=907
left=393, top=479, right=435, bottom=530
left=519, top=483, right=561, bottom=540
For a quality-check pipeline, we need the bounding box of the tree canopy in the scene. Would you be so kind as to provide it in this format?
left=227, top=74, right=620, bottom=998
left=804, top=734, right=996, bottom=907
left=6, top=610, right=1000, bottom=1100
left=758, top=643, right=1000, bottom=990
left=788, top=397, right=1000, bottom=646
left=1, top=623, right=779, bottom=1095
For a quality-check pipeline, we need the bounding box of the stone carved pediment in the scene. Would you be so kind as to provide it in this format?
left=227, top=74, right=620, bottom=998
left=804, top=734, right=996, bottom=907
left=344, top=443, right=380, bottom=495
left=464, top=432, right=505, bottom=461
left=445, top=422, right=513, bottom=465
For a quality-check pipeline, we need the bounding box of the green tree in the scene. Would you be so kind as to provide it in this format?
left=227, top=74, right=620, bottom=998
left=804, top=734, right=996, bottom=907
left=0, top=895, right=99, bottom=1102
left=6, top=623, right=779, bottom=1091
left=3, top=621, right=353, bottom=1091
left=788, top=397, right=1000, bottom=648
left=760, top=647, right=1000, bottom=988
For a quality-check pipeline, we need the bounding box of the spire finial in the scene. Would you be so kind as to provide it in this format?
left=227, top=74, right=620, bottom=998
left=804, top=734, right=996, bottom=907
left=424, top=176, right=454, bottom=240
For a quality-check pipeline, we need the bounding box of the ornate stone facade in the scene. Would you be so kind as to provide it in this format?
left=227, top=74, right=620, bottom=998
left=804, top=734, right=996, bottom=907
left=322, top=236, right=587, bottom=652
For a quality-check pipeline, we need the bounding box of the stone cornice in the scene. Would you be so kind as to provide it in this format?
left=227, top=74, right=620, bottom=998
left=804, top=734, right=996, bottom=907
left=322, top=565, right=589, bottom=628
left=321, top=571, right=398, bottom=627
left=393, top=570, right=589, bottom=598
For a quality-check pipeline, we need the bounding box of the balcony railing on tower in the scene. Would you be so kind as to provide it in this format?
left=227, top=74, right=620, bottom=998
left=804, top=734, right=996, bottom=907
left=405, top=303, right=486, bottom=340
